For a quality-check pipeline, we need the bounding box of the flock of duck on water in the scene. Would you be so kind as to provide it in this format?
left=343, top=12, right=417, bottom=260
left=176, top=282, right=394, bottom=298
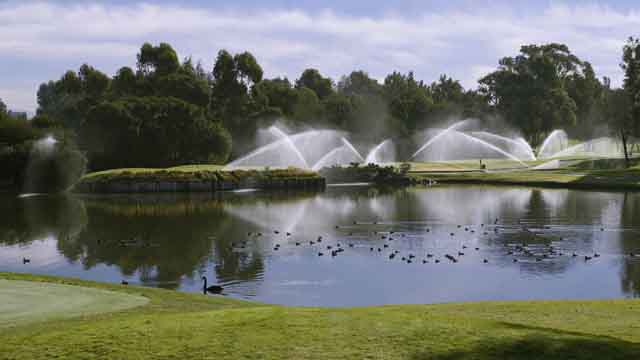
left=19, top=217, right=639, bottom=295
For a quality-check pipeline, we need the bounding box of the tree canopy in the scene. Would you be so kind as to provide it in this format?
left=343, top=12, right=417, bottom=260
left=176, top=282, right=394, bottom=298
left=19, top=40, right=638, bottom=171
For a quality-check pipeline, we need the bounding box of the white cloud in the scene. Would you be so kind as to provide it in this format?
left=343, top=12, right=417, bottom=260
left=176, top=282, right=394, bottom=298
left=1, top=1, right=639, bottom=111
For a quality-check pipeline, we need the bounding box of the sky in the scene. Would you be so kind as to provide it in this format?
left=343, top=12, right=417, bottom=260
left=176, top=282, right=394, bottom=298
left=2, top=0, right=640, bottom=113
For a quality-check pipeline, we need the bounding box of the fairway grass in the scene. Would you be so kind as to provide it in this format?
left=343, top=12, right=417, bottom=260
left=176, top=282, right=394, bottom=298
left=0, top=279, right=148, bottom=328
left=1, top=273, right=640, bottom=359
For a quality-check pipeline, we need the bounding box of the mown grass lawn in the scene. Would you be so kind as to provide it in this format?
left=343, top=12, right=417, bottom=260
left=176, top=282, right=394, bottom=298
left=1, top=272, right=639, bottom=359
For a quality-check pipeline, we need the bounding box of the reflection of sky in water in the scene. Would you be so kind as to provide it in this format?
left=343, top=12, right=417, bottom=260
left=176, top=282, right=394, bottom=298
left=1, top=186, right=640, bottom=306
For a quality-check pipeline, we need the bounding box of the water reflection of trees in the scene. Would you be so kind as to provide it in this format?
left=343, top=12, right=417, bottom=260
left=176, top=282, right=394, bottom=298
left=0, top=194, right=87, bottom=248
left=2, top=187, right=640, bottom=297
left=620, top=192, right=640, bottom=296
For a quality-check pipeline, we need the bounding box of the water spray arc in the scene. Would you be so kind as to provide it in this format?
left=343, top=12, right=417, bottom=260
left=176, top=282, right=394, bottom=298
left=228, top=123, right=622, bottom=170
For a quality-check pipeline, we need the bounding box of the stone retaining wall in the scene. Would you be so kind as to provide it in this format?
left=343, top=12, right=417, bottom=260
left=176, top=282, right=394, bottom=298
left=74, top=177, right=326, bottom=194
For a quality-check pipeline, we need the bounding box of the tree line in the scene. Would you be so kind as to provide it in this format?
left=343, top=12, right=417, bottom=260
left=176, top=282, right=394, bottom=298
left=3, top=38, right=640, bottom=182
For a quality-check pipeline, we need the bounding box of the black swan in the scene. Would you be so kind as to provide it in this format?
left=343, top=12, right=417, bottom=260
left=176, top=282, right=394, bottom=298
left=202, top=276, right=223, bottom=294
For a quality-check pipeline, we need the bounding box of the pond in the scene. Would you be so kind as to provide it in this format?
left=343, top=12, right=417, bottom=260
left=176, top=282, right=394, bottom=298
left=1, top=185, right=639, bottom=307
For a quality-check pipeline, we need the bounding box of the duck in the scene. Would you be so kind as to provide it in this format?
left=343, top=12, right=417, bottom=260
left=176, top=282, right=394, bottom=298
left=594, top=253, right=601, bottom=258
left=286, top=232, right=291, bottom=236
left=22, top=257, right=30, bottom=264
left=483, top=259, right=488, bottom=263
left=318, top=252, right=324, bottom=256
left=457, top=251, right=465, bottom=256
left=389, top=253, right=396, bottom=259
left=274, top=230, right=280, bottom=234
left=584, top=256, right=593, bottom=261
left=202, top=276, right=223, bottom=294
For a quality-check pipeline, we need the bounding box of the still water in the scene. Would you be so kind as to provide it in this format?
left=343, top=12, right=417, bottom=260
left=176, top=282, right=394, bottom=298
left=1, top=185, right=639, bottom=307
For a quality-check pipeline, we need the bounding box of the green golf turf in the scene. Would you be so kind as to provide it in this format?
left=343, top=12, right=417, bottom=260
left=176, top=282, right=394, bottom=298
left=0, top=279, right=148, bottom=328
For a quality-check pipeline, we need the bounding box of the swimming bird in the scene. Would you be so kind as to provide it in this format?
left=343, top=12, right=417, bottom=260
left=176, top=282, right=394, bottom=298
left=202, top=276, right=223, bottom=294
left=594, top=253, right=601, bottom=258
left=426, top=253, right=434, bottom=258
left=389, top=253, right=396, bottom=259
left=274, top=230, right=280, bottom=234
left=483, top=259, right=488, bottom=263
left=22, top=258, right=30, bottom=264
left=475, top=247, right=480, bottom=251
left=585, top=256, right=593, bottom=261
left=458, top=251, right=464, bottom=256
left=286, top=232, right=291, bottom=236
left=513, top=258, right=518, bottom=263
left=295, top=242, right=300, bottom=246
left=318, top=252, right=324, bottom=256
left=445, top=254, right=457, bottom=263
left=435, top=259, right=441, bottom=263
left=383, top=244, right=389, bottom=248
left=349, top=244, right=354, bottom=248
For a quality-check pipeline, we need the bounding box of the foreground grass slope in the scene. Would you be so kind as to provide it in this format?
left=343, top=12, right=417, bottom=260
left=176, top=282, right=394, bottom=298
left=1, top=273, right=640, bottom=359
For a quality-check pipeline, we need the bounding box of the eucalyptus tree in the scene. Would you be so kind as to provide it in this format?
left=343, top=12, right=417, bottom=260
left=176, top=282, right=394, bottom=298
left=479, top=43, right=599, bottom=147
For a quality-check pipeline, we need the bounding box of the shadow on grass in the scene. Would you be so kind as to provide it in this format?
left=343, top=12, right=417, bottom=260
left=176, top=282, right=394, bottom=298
left=412, top=322, right=640, bottom=360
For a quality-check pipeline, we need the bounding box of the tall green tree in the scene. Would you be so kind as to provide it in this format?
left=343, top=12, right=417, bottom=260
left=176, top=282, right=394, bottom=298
left=619, top=37, right=640, bottom=164
left=383, top=71, right=433, bottom=134
left=210, top=50, right=263, bottom=148
left=479, top=43, right=587, bottom=146
left=295, top=69, right=334, bottom=100
left=0, top=98, right=6, bottom=117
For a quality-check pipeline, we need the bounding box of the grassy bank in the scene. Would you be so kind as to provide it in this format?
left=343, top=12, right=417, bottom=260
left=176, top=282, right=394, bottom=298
left=410, top=158, right=640, bottom=190
left=1, top=272, right=640, bottom=359
left=80, top=165, right=319, bottom=184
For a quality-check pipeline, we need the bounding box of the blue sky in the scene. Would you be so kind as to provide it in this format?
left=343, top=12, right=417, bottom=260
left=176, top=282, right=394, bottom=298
left=2, top=0, right=640, bottom=112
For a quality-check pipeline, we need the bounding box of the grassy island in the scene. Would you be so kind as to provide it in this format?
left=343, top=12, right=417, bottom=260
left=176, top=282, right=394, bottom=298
left=74, top=165, right=325, bottom=193
left=1, top=272, right=639, bottom=359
